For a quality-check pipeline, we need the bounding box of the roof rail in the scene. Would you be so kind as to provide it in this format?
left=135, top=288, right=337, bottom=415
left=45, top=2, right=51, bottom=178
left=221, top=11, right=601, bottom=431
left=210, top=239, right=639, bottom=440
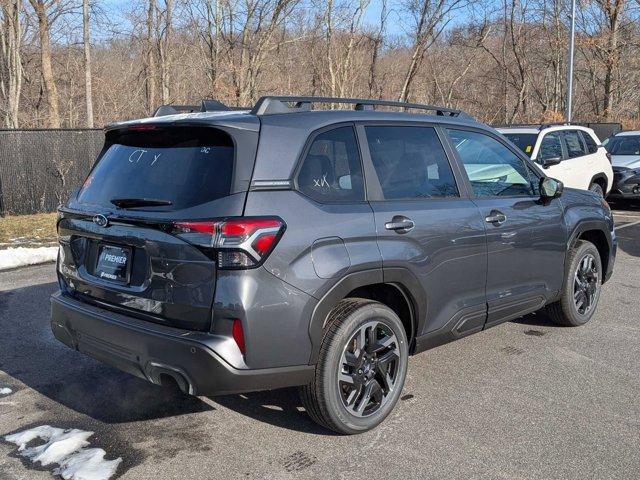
left=250, top=96, right=470, bottom=118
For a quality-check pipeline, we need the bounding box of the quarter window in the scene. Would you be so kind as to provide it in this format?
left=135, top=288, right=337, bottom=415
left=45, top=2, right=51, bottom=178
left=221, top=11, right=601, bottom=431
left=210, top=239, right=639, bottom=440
left=365, top=126, right=458, bottom=199
left=297, top=126, right=365, bottom=202
left=563, top=131, right=586, bottom=158
left=538, top=132, right=564, bottom=161
left=580, top=131, right=599, bottom=154
left=447, top=129, right=535, bottom=197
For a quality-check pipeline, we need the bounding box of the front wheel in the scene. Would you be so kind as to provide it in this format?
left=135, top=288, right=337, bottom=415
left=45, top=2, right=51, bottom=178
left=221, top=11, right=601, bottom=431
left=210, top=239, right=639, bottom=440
left=546, top=240, right=602, bottom=326
left=300, top=299, right=409, bottom=434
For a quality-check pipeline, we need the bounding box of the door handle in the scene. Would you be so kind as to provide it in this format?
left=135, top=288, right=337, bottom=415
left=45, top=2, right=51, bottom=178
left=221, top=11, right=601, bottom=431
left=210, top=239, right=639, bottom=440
left=485, top=211, right=507, bottom=225
left=385, top=216, right=415, bottom=234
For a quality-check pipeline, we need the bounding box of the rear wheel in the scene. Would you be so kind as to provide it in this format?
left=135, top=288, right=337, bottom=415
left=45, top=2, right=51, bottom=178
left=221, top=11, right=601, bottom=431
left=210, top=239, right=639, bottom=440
left=300, top=299, right=408, bottom=434
left=546, top=240, right=602, bottom=326
left=589, top=182, right=604, bottom=197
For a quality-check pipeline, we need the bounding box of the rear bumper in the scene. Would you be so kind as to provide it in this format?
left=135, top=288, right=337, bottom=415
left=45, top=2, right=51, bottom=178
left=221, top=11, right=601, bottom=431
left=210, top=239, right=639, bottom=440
left=50, top=292, right=314, bottom=396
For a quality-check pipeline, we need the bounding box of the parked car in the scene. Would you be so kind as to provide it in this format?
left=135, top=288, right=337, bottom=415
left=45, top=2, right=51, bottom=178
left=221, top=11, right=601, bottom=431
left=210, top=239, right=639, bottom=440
left=51, top=97, right=616, bottom=434
left=602, top=131, right=640, bottom=201
left=497, top=124, right=613, bottom=197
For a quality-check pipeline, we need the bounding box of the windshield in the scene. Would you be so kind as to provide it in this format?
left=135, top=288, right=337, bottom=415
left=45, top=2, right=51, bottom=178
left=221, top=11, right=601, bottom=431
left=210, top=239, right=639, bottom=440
left=77, top=127, right=234, bottom=211
left=502, top=133, right=538, bottom=157
left=604, top=135, right=640, bottom=156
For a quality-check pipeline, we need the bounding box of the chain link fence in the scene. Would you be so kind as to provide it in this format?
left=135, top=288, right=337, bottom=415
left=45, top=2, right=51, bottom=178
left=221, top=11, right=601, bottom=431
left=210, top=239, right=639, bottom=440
left=0, top=129, right=104, bottom=216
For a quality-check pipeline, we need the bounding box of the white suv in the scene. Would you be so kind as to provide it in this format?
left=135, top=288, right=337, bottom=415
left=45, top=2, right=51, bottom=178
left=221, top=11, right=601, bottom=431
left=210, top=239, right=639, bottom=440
left=497, top=125, right=613, bottom=197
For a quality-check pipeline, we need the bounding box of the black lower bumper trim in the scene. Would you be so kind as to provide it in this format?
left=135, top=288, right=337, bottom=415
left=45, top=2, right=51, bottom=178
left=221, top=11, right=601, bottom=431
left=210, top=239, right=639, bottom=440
left=50, top=292, right=314, bottom=396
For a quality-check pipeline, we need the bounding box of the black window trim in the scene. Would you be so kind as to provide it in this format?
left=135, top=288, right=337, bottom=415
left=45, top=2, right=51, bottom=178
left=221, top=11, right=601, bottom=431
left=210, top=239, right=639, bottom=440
left=354, top=120, right=471, bottom=202
left=292, top=122, right=368, bottom=205
left=441, top=124, right=542, bottom=200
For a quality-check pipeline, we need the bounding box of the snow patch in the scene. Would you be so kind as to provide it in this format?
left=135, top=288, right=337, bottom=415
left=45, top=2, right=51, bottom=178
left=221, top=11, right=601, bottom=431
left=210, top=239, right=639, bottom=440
left=4, top=425, right=122, bottom=480
left=0, top=387, right=12, bottom=395
left=0, top=246, right=58, bottom=271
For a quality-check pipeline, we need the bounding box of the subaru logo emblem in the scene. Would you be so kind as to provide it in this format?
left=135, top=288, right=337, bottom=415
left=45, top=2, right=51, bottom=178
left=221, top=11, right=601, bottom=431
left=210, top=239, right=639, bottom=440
left=93, top=214, right=109, bottom=228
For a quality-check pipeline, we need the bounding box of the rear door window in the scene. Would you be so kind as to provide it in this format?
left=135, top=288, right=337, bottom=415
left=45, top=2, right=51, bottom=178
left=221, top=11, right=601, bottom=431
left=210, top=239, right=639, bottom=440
left=365, top=125, right=458, bottom=199
left=538, top=132, right=564, bottom=161
left=563, top=130, right=587, bottom=158
left=78, top=126, right=234, bottom=210
left=297, top=126, right=365, bottom=203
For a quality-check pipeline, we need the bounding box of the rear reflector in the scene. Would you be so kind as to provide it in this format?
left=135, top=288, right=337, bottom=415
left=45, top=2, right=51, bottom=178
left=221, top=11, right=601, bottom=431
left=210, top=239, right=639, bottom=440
left=232, top=319, right=246, bottom=355
left=172, top=217, right=285, bottom=269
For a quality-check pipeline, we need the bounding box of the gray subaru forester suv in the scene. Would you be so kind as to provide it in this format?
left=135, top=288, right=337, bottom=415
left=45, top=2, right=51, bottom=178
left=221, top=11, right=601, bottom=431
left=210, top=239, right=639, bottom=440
left=51, top=96, right=616, bottom=434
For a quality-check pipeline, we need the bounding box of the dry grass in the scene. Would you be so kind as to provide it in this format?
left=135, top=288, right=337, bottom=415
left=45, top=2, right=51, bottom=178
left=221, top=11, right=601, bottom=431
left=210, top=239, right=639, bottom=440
left=0, top=213, right=58, bottom=248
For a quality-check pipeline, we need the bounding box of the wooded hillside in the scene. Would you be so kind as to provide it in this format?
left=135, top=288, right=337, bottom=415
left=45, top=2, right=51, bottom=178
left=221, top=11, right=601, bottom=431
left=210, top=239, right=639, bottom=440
left=1, top=0, right=639, bottom=129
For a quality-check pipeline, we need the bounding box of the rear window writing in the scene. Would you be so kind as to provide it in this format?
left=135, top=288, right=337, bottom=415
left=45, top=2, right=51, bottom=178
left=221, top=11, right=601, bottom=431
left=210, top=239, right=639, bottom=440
left=78, top=127, right=234, bottom=210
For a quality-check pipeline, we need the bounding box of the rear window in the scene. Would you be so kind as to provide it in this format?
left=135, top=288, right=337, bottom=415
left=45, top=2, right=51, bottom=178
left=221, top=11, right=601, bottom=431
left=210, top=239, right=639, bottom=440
left=503, top=133, right=538, bottom=157
left=78, top=127, right=234, bottom=210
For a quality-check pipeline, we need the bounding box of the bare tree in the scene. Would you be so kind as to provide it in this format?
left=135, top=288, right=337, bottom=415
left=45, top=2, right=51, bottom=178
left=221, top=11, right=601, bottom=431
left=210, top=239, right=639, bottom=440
left=397, top=0, right=468, bottom=103
left=157, top=0, right=172, bottom=104
left=28, top=0, right=61, bottom=127
left=0, top=0, right=23, bottom=128
left=322, top=0, right=371, bottom=98
left=222, top=0, right=300, bottom=106
left=143, top=0, right=157, bottom=113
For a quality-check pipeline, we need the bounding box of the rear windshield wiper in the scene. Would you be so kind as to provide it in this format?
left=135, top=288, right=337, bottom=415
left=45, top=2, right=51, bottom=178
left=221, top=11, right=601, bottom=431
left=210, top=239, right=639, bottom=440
left=110, top=198, right=173, bottom=209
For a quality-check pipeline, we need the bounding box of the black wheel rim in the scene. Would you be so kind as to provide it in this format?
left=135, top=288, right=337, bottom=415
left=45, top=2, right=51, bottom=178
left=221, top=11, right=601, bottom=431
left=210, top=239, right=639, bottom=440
left=573, top=253, right=599, bottom=316
left=337, top=320, right=400, bottom=417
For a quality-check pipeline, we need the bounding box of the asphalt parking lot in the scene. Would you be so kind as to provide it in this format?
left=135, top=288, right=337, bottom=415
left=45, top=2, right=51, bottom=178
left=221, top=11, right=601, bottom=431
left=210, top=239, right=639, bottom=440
left=1, top=206, right=639, bottom=480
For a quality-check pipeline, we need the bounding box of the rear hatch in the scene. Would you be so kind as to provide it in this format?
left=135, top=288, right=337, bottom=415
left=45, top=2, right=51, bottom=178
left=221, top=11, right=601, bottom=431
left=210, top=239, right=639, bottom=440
left=57, top=120, right=259, bottom=331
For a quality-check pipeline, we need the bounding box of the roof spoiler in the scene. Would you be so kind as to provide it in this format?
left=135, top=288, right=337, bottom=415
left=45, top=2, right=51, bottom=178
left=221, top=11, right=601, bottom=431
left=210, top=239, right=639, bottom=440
left=153, top=99, right=248, bottom=117
left=250, top=96, right=471, bottom=118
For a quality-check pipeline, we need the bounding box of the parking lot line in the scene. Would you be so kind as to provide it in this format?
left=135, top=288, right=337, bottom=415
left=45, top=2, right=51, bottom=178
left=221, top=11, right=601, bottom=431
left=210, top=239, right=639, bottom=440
left=615, top=220, right=640, bottom=231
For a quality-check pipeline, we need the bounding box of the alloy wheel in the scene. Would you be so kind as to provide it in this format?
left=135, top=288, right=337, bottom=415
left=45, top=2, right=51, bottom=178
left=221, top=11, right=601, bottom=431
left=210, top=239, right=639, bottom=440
left=337, top=320, right=400, bottom=417
left=573, top=253, right=599, bottom=316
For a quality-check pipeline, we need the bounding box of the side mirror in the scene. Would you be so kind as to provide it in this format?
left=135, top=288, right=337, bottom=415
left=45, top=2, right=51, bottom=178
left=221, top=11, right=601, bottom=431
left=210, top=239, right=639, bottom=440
left=539, top=156, right=562, bottom=169
left=540, top=177, right=563, bottom=200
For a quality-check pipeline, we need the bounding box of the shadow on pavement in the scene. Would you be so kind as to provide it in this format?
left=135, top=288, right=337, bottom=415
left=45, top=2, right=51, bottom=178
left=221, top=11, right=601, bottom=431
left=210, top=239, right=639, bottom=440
left=211, top=388, right=335, bottom=435
left=0, top=281, right=212, bottom=424
left=511, top=309, right=559, bottom=327
left=0, top=280, right=331, bottom=433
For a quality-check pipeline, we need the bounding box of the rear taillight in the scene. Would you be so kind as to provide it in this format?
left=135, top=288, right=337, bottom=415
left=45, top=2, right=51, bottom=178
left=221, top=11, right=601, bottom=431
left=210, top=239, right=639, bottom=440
left=172, top=217, right=285, bottom=269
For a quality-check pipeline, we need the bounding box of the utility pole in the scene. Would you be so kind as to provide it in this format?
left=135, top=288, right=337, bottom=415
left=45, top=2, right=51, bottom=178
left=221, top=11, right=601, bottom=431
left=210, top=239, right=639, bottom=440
left=566, top=0, right=576, bottom=122
left=83, top=0, right=94, bottom=128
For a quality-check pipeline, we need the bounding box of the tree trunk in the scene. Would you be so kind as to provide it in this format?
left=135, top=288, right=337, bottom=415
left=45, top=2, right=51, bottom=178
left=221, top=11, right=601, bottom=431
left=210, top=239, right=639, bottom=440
left=159, top=0, right=172, bottom=104
left=30, top=0, right=60, bottom=127
left=83, top=0, right=94, bottom=127
left=0, top=0, right=22, bottom=128
left=144, top=0, right=156, bottom=113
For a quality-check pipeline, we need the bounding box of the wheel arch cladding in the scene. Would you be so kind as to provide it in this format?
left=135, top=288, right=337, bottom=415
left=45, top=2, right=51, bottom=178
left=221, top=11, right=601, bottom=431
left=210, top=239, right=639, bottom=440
left=590, top=174, right=608, bottom=191
left=308, top=269, right=422, bottom=364
left=576, top=229, right=610, bottom=280
left=345, top=283, right=416, bottom=352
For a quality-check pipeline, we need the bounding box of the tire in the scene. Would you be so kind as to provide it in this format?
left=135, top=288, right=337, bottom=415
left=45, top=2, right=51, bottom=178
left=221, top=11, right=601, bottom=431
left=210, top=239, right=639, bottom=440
left=300, top=298, right=409, bottom=434
left=546, top=240, right=602, bottom=326
left=589, top=182, right=604, bottom=197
